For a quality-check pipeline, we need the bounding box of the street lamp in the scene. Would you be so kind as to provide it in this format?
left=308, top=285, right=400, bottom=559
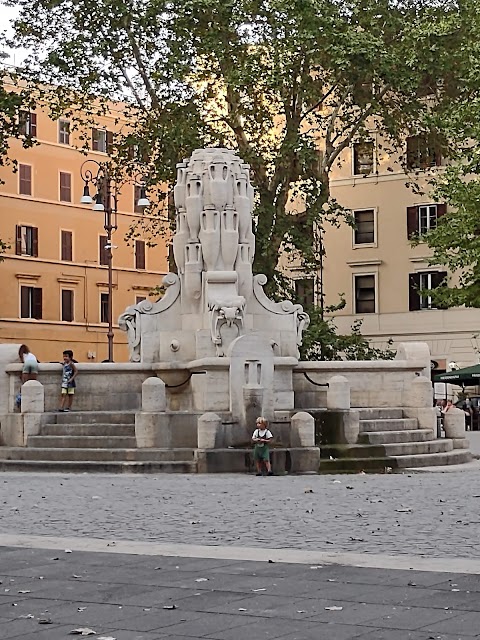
left=80, top=160, right=149, bottom=362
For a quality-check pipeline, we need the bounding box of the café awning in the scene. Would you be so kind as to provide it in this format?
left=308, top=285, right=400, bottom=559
left=433, top=364, right=480, bottom=386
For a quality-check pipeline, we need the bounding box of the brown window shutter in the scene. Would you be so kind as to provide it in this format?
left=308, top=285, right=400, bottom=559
left=92, top=128, right=98, bottom=151
left=99, top=235, right=108, bottom=265
left=32, top=288, right=42, bottom=319
left=431, top=271, right=448, bottom=309
left=60, top=172, right=71, bottom=201
left=106, top=130, right=114, bottom=155
left=30, top=113, right=37, bottom=137
left=15, top=225, right=22, bottom=255
left=19, top=164, right=32, bottom=195
left=20, top=286, right=29, bottom=317
left=409, top=273, right=421, bottom=311
left=407, top=206, right=418, bottom=239
left=62, top=290, right=74, bottom=322
left=135, top=240, right=146, bottom=270
left=32, top=227, right=39, bottom=257
left=61, top=230, right=72, bottom=261
left=436, top=203, right=447, bottom=219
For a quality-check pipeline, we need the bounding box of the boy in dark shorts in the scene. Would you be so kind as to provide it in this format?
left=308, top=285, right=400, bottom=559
left=252, top=417, right=273, bottom=476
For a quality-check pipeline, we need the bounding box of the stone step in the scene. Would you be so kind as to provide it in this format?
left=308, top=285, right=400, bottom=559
left=357, top=408, right=404, bottom=420
left=0, top=447, right=196, bottom=462
left=49, top=411, right=136, bottom=425
left=320, top=450, right=471, bottom=473
left=321, top=440, right=453, bottom=460
left=26, top=436, right=137, bottom=449
left=0, top=460, right=197, bottom=473
left=359, top=429, right=435, bottom=444
left=359, top=418, right=418, bottom=432
left=41, top=424, right=135, bottom=437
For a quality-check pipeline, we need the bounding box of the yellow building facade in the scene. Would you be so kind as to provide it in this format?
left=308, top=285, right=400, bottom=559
left=306, top=136, right=480, bottom=373
left=0, top=100, right=169, bottom=363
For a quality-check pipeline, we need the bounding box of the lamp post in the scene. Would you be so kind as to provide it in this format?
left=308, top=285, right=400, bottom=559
left=80, top=160, right=118, bottom=361
left=80, top=160, right=150, bottom=361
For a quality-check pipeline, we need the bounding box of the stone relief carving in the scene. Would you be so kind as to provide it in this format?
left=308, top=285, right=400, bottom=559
left=208, top=296, right=246, bottom=348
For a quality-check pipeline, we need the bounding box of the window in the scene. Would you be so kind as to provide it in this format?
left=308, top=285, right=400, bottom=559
left=406, top=135, right=442, bottom=170
left=61, top=289, right=74, bottom=322
left=19, top=164, right=32, bottom=195
left=353, top=209, right=375, bottom=245
left=20, top=286, right=42, bottom=319
left=19, top=111, right=37, bottom=137
left=136, top=296, right=147, bottom=305
left=409, top=271, right=448, bottom=310
left=61, top=230, right=73, bottom=261
left=294, top=278, right=314, bottom=308
left=15, top=225, right=38, bottom=257
left=99, top=235, right=109, bottom=266
left=59, top=172, right=72, bottom=202
left=135, top=240, right=146, bottom=270
left=100, top=292, right=110, bottom=323
left=407, top=203, right=446, bottom=239
left=92, top=128, right=113, bottom=154
left=58, top=119, right=70, bottom=145
left=353, top=141, right=374, bottom=176
left=354, top=274, right=376, bottom=314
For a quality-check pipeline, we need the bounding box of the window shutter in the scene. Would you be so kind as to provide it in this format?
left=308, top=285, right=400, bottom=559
left=431, top=271, right=448, bottom=309
left=92, top=128, right=98, bottom=150
left=19, top=164, right=32, bottom=195
left=61, top=230, right=72, bottom=261
left=409, top=273, right=421, bottom=311
left=407, top=206, right=418, bottom=239
left=15, top=225, right=22, bottom=255
left=30, top=113, right=37, bottom=137
left=62, top=290, right=74, bottom=322
left=32, top=288, right=42, bottom=319
left=32, top=227, right=39, bottom=257
left=60, top=172, right=71, bottom=201
left=20, top=286, right=29, bottom=317
left=436, top=203, right=447, bottom=219
left=99, top=235, right=108, bottom=265
left=106, top=130, right=114, bottom=155
left=135, top=240, right=146, bottom=270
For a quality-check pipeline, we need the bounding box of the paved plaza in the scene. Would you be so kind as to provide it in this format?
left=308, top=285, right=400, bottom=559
left=2, top=469, right=480, bottom=639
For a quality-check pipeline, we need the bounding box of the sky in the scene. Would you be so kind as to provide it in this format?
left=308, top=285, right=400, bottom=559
left=0, top=4, right=26, bottom=66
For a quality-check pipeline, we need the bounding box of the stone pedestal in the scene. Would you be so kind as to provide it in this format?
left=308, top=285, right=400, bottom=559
left=444, top=407, right=467, bottom=449
left=327, top=376, right=350, bottom=410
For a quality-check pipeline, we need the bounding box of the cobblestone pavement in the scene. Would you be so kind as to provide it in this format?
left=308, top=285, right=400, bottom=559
left=1, top=471, right=480, bottom=558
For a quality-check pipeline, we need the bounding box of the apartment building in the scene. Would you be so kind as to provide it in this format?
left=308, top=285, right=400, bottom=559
left=0, top=100, right=169, bottom=363
left=296, top=135, right=480, bottom=374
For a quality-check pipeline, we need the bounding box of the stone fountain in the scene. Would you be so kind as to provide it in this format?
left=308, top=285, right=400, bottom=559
left=118, top=148, right=319, bottom=472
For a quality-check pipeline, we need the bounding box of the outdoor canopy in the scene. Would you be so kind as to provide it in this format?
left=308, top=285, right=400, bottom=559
left=434, top=364, right=480, bottom=386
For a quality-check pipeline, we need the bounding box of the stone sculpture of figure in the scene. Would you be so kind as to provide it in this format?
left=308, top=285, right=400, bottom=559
left=118, top=306, right=141, bottom=362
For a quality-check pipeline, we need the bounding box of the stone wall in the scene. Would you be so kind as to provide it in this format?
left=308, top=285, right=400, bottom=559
left=293, top=359, right=426, bottom=409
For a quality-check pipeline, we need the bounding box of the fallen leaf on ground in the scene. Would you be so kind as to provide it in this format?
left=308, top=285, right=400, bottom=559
left=163, top=605, right=177, bottom=610
left=38, top=618, right=52, bottom=624
left=325, top=606, right=343, bottom=611
left=69, top=629, right=96, bottom=636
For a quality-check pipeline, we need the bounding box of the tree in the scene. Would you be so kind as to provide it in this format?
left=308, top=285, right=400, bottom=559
left=5, top=0, right=470, bottom=301
left=408, top=0, right=480, bottom=309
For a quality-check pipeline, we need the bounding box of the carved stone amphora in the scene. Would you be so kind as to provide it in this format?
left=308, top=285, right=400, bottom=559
left=221, top=205, right=240, bottom=271
left=184, top=242, right=202, bottom=301
left=173, top=162, right=187, bottom=209
left=235, top=243, right=253, bottom=301
left=208, top=160, right=229, bottom=210
left=199, top=205, right=220, bottom=271
left=172, top=207, right=189, bottom=274
left=185, top=174, right=203, bottom=241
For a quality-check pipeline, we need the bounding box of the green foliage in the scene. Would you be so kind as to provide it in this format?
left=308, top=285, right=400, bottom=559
left=300, top=304, right=395, bottom=361
left=408, top=0, right=480, bottom=307
left=3, top=0, right=470, bottom=299
left=0, top=238, right=9, bottom=261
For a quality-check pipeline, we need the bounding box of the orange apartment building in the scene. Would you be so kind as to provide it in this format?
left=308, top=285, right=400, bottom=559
left=0, top=95, right=169, bottom=363
left=291, top=134, right=480, bottom=375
